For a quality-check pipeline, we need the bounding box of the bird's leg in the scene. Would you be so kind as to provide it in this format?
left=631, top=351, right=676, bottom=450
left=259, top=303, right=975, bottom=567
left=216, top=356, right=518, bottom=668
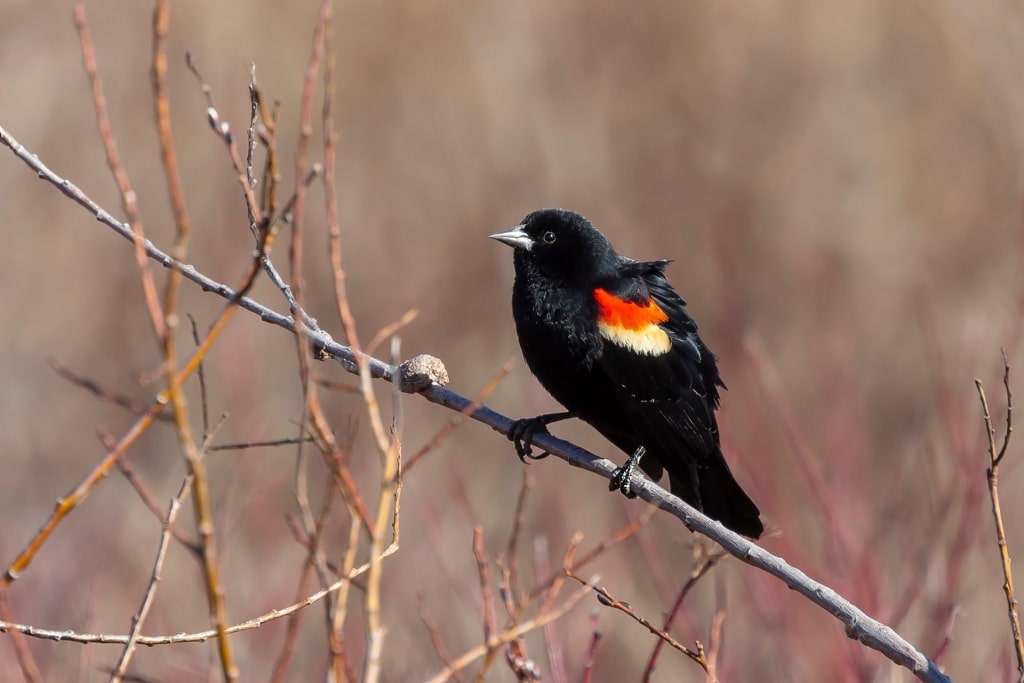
left=508, top=411, right=574, bottom=462
left=609, top=446, right=646, bottom=498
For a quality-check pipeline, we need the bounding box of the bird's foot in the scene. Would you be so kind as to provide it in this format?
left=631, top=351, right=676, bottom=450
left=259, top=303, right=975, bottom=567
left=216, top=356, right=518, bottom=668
left=508, top=412, right=573, bottom=462
left=609, top=446, right=646, bottom=498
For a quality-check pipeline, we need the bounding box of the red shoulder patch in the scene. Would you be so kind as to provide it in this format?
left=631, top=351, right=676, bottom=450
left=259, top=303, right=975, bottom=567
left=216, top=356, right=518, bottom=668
left=593, top=288, right=668, bottom=330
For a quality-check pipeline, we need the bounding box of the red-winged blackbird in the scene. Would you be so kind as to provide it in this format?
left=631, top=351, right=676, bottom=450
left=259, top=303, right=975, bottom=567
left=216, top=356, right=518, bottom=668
left=491, top=208, right=763, bottom=539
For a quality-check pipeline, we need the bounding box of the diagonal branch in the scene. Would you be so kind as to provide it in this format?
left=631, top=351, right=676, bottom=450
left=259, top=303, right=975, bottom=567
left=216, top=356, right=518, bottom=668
left=0, top=122, right=951, bottom=683
left=565, top=569, right=709, bottom=673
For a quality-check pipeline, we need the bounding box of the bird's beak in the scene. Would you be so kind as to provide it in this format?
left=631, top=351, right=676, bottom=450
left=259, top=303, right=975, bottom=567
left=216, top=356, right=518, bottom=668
left=489, top=224, right=533, bottom=251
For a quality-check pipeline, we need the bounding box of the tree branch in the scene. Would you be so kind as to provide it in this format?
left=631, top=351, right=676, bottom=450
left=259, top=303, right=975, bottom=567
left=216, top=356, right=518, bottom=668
left=0, top=122, right=951, bottom=683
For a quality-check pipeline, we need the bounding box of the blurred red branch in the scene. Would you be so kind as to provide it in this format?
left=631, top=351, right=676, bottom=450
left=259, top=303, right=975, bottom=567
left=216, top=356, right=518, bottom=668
left=579, top=611, right=602, bottom=683
left=566, top=569, right=712, bottom=676
left=49, top=358, right=174, bottom=422
left=418, top=596, right=466, bottom=683
left=472, top=526, right=501, bottom=681
left=424, top=579, right=594, bottom=683
left=704, top=604, right=725, bottom=683
left=0, top=596, right=41, bottom=683
left=72, top=2, right=164, bottom=342
left=641, top=543, right=724, bottom=681
left=97, top=428, right=201, bottom=554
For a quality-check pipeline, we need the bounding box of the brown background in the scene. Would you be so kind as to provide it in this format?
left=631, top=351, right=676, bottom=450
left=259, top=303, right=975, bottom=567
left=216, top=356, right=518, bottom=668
left=2, top=1, right=1023, bottom=681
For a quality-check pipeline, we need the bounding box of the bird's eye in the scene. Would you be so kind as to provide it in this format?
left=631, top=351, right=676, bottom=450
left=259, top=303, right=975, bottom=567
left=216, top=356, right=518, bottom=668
left=542, top=231, right=556, bottom=244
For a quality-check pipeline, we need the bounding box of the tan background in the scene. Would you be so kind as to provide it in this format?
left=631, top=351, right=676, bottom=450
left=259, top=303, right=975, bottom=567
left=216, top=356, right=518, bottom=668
left=2, top=1, right=1023, bottom=681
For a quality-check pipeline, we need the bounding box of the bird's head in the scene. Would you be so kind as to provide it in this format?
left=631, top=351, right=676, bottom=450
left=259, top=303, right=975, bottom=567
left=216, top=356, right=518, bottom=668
left=489, top=208, right=617, bottom=285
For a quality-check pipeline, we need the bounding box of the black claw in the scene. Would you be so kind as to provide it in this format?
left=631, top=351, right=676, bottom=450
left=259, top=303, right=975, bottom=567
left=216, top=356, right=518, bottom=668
left=509, top=418, right=549, bottom=462
left=509, top=418, right=543, bottom=462
left=609, top=446, right=646, bottom=498
left=508, top=412, right=573, bottom=463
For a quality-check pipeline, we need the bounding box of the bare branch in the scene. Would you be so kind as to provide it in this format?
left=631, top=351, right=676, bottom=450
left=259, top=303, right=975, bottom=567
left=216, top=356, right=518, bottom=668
left=566, top=569, right=709, bottom=673
left=472, top=527, right=500, bottom=682
left=418, top=597, right=466, bottom=683
left=49, top=358, right=173, bottom=422
left=642, top=544, right=724, bottom=681
left=0, top=122, right=953, bottom=683
left=109, top=475, right=192, bottom=682
left=424, top=580, right=595, bottom=683
left=976, top=356, right=1024, bottom=679
left=72, top=2, right=164, bottom=342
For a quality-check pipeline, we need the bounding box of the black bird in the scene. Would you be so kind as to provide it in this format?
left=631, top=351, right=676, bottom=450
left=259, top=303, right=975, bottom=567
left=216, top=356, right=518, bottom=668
left=490, top=208, right=763, bottom=538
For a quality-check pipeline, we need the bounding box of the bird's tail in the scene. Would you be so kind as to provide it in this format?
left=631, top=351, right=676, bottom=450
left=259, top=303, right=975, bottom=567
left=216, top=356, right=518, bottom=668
left=670, top=450, right=763, bottom=539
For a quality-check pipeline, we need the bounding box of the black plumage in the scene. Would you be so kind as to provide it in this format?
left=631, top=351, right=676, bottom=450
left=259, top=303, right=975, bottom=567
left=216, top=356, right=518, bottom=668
left=491, top=208, right=763, bottom=538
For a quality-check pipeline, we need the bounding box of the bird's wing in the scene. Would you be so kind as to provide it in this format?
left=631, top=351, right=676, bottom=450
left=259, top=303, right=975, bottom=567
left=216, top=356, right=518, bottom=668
left=592, top=260, right=722, bottom=458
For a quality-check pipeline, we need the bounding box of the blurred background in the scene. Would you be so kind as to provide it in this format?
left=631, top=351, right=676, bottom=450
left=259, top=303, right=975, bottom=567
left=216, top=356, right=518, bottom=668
left=2, top=0, right=1023, bottom=681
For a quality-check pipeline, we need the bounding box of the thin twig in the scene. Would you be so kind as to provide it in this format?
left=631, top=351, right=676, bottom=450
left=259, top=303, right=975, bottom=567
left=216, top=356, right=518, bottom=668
left=362, top=335, right=404, bottom=683
left=537, top=533, right=582, bottom=617
left=245, top=63, right=258, bottom=232
left=474, top=527, right=498, bottom=644
left=188, top=315, right=211, bottom=438
left=930, top=605, right=959, bottom=666
left=580, top=611, right=602, bottom=683
left=184, top=54, right=264, bottom=231
left=642, top=545, right=724, bottom=681
left=704, top=604, right=725, bottom=683
left=252, top=74, right=280, bottom=224
left=306, top=406, right=374, bottom=533
left=496, top=563, right=536, bottom=682
left=312, top=376, right=361, bottom=393
left=745, top=337, right=856, bottom=583
left=528, top=508, right=655, bottom=603
left=565, top=569, right=709, bottom=672
left=425, top=580, right=595, bottom=683
left=98, top=429, right=200, bottom=554
left=73, top=2, right=164, bottom=342
left=151, top=0, right=191, bottom=313
left=527, top=530, right=565, bottom=683
left=208, top=436, right=315, bottom=451
left=50, top=358, right=173, bottom=422
left=155, top=12, right=235, bottom=679
left=268, top=478, right=346, bottom=683
left=366, top=308, right=419, bottom=355
left=997, top=349, right=1014, bottom=466
left=277, top=4, right=374, bottom=551
left=289, top=0, right=328, bottom=313
left=976, top=354, right=1023, bottom=679
left=109, top=475, right=192, bottom=682
left=285, top=10, right=322, bottom=642
left=472, top=527, right=501, bottom=683
left=418, top=597, right=466, bottom=683
left=268, top=559, right=314, bottom=683
left=505, top=468, right=534, bottom=608
left=328, top=515, right=363, bottom=683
